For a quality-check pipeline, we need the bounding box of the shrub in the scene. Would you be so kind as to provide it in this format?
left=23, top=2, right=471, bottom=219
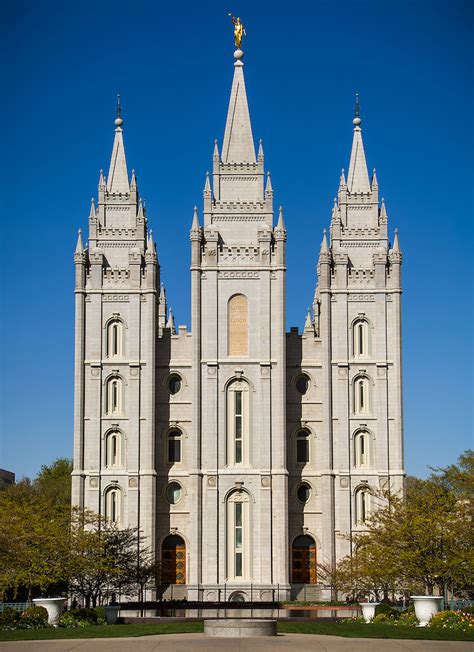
left=20, top=606, right=49, bottom=629
left=95, top=607, right=106, bottom=625
left=0, top=607, right=21, bottom=630
left=374, top=603, right=399, bottom=619
left=69, top=607, right=98, bottom=623
left=396, top=610, right=418, bottom=627
left=429, top=610, right=474, bottom=632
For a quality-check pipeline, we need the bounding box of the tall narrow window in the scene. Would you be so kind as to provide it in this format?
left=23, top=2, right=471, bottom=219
left=105, top=486, right=121, bottom=525
left=106, top=431, right=122, bottom=468
left=353, top=319, right=369, bottom=358
left=107, top=319, right=123, bottom=358
left=355, top=487, right=371, bottom=524
left=228, top=295, right=248, bottom=357
left=234, top=502, right=243, bottom=577
left=106, top=376, right=123, bottom=415
left=167, top=430, right=182, bottom=464
left=354, top=431, right=369, bottom=467
left=296, top=430, right=310, bottom=464
left=227, top=492, right=250, bottom=580
left=227, top=381, right=250, bottom=466
left=354, top=376, right=369, bottom=415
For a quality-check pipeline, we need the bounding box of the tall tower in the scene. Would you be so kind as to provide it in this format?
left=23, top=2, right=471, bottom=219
left=72, top=101, right=159, bottom=554
left=316, top=97, right=404, bottom=562
left=188, top=45, right=290, bottom=601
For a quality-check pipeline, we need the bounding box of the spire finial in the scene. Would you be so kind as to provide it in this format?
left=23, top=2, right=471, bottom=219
left=228, top=13, right=246, bottom=60
left=353, top=92, right=361, bottom=127
left=115, top=94, right=123, bottom=128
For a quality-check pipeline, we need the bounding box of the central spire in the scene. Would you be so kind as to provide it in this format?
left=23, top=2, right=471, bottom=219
left=107, top=95, right=130, bottom=194
left=347, top=93, right=370, bottom=193
left=221, top=49, right=256, bottom=164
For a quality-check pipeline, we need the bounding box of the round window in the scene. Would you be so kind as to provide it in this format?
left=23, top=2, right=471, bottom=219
left=295, top=374, right=310, bottom=395
left=166, top=481, right=182, bottom=504
left=168, top=374, right=182, bottom=395
left=297, top=482, right=311, bottom=504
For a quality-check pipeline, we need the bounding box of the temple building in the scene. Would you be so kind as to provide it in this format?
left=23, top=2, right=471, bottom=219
left=72, top=43, right=404, bottom=601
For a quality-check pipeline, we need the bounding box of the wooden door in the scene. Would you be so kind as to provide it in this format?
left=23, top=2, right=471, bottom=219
left=292, top=543, right=317, bottom=584
left=162, top=541, right=186, bottom=584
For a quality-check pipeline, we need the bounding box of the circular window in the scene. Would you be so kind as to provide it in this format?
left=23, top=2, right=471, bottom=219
left=168, top=374, right=182, bottom=395
left=297, top=482, right=311, bottom=504
left=295, top=374, right=310, bottom=395
left=166, top=481, right=182, bottom=504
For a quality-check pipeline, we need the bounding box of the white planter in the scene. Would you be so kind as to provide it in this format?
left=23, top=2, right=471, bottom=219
left=104, top=605, right=120, bottom=624
left=359, top=602, right=380, bottom=623
left=411, top=596, right=443, bottom=627
left=32, top=597, right=66, bottom=626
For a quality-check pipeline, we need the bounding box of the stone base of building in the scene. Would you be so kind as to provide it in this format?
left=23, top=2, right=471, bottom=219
left=186, top=583, right=291, bottom=602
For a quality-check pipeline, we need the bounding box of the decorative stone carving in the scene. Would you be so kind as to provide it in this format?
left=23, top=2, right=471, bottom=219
left=261, top=475, right=271, bottom=487
left=207, top=476, right=217, bottom=487
left=89, top=477, right=98, bottom=488
left=128, top=476, right=138, bottom=488
left=340, top=477, right=349, bottom=488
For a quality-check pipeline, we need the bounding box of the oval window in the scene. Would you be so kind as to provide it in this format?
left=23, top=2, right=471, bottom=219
left=166, top=481, right=182, bottom=504
left=168, top=374, right=182, bottom=395
left=296, top=374, right=310, bottom=395
left=297, top=482, right=311, bottom=504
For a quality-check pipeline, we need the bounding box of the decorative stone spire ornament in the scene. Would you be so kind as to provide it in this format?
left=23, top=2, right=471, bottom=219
left=107, top=94, right=130, bottom=194
left=191, top=206, right=200, bottom=232
left=371, top=168, right=378, bottom=190
left=75, top=228, right=84, bottom=254
left=89, top=198, right=96, bottom=219
left=320, top=228, right=329, bottom=254
left=392, top=228, right=400, bottom=253
left=347, top=92, right=370, bottom=194
left=265, top=171, right=273, bottom=194
left=304, top=308, right=313, bottom=332
left=276, top=205, right=285, bottom=231
left=339, top=168, right=346, bottom=190
left=166, top=307, right=176, bottom=334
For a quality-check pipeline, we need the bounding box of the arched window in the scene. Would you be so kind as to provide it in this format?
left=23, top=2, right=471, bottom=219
left=106, top=376, right=123, bottom=415
left=226, top=380, right=250, bottom=466
left=354, top=376, right=370, bottom=415
left=107, top=319, right=123, bottom=358
left=106, top=431, right=122, bottom=468
left=227, top=491, right=250, bottom=580
left=228, top=294, right=248, bottom=357
left=167, top=430, right=182, bottom=464
left=353, top=319, right=369, bottom=358
left=296, top=430, right=310, bottom=464
left=355, top=486, right=371, bottom=524
left=354, top=431, right=369, bottom=467
left=105, top=486, right=121, bottom=525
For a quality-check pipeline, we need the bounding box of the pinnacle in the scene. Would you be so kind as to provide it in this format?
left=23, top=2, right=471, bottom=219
left=265, top=171, right=273, bottom=194
left=221, top=56, right=256, bottom=163
left=75, top=228, right=84, bottom=254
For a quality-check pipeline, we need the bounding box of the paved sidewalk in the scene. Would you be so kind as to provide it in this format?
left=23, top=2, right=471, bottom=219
left=0, top=634, right=472, bottom=652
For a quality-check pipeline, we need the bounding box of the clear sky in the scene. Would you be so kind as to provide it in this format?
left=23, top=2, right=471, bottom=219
left=1, top=0, right=472, bottom=480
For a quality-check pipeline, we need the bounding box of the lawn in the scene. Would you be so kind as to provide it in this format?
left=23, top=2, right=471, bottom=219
left=0, top=620, right=472, bottom=642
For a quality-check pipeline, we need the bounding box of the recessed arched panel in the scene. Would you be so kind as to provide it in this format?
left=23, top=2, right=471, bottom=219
left=228, top=294, right=248, bottom=357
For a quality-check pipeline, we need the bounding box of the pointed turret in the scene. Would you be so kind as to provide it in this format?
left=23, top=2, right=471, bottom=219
left=265, top=171, right=273, bottom=194
left=258, top=139, right=264, bottom=160
left=331, top=198, right=338, bottom=222
left=130, top=169, right=137, bottom=191
left=304, top=308, right=313, bottom=332
left=203, top=172, right=211, bottom=195
left=347, top=93, right=370, bottom=193
left=191, top=206, right=200, bottom=232
left=75, top=228, right=84, bottom=254
left=380, top=197, right=388, bottom=221
left=320, top=228, right=329, bottom=254
left=392, top=228, right=400, bottom=253
left=89, top=198, right=96, bottom=219
left=107, top=95, right=130, bottom=194
left=98, top=169, right=106, bottom=190
left=166, top=307, right=176, bottom=334
left=221, top=50, right=256, bottom=163
left=339, top=168, right=346, bottom=190
left=213, top=139, right=220, bottom=161
left=371, top=168, right=378, bottom=190
left=276, top=205, right=285, bottom=231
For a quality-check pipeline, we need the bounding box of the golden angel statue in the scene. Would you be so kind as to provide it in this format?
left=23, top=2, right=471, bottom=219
left=228, top=14, right=246, bottom=49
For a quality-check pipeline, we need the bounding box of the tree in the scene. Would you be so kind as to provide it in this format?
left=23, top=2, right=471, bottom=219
left=68, top=509, right=156, bottom=607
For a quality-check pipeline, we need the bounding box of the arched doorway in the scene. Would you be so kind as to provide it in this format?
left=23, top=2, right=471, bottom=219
left=161, top=535, right=186, bottom=584
left=292, top=535, right=317, bottom=584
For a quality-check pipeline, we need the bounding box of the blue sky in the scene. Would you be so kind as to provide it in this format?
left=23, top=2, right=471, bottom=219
left=1, top=0, right=472, bottom=480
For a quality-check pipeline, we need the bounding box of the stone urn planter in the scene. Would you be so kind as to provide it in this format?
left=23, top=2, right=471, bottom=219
left=359, top=602, right=380, bottom=623
left=104, top=605, right=120, bottom=624
left=411, top=596, right=443, bottom=627
left=32, top=597, right=66, bottom=626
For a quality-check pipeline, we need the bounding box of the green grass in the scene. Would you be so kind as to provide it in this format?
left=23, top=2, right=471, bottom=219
left=278, top=620, right=474, bottom=641
left=0, top=622, right=204, bottom=641
left=1, top=620, right=472, bottom=642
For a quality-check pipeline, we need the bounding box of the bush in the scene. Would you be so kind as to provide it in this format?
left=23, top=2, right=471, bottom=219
left=58, top=607, right=102, bottom=629
left=20, top=606, right=49, bottom=629
left=374, top=603, right=399, bottom=619
left=429, top=610, right=474, bottom=632
left=0, top=608, right=21, bottom=630
left=95, top=607, right=106, bottom=625
left=69, top=607, right=98, bottom=623
left=396, top=610, right=418, bottom=627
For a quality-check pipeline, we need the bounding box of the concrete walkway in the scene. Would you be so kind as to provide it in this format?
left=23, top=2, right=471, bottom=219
left=1, top=634, right=472, bottom=652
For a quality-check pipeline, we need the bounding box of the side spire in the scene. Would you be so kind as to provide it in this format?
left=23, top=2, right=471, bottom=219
left=107, top=94, right=130, bottom=194
left=304, top=308, right=313, bottom=332
left=392, top=228, right=401, bottom=253
left=166, top=307, right=176, bottom=334
left=347, top=93, right=370, bottom=193
left=265, top=171, right=273, bottom=194
left=75, top=228, right=84, bottom=254
left=320, top=228, right=329, bottom=254
left=221, top=49, right=256, bottom=163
